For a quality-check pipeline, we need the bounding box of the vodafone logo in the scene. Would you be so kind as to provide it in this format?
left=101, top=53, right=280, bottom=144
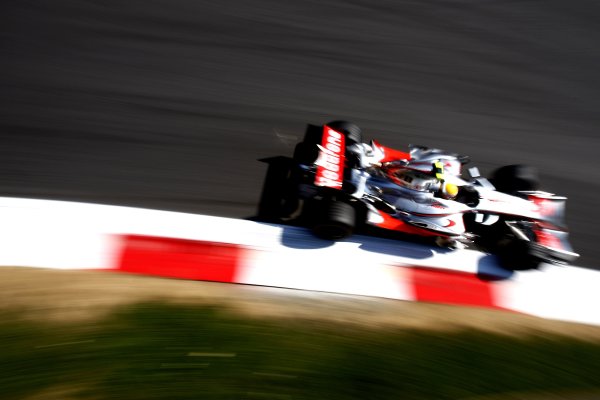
left=315, top=126, right=346, bottom=188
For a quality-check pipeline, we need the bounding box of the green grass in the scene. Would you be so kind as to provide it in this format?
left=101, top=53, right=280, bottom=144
left=1, top=303, right=599, bottom=399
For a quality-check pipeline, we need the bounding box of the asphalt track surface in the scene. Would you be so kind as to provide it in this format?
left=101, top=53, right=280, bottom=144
left=2, top=1, right=599, bottom=268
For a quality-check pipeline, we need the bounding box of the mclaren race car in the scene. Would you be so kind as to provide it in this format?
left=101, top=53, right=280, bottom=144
left=288, top=120, right=579, bottom=270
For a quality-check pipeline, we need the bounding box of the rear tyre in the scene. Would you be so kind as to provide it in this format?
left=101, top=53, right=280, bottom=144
left=490, top=165, right=540, bottom=194
left=326, top=120, right=362, bottom=144
left=313, top=199, right=356, bottom=240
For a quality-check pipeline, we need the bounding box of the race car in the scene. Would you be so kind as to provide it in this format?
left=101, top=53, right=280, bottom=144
left=288, top=120, right=579, bottom=270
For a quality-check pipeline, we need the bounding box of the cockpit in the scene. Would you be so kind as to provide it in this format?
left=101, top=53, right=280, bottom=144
left=388, top=169, right=440, bottom=192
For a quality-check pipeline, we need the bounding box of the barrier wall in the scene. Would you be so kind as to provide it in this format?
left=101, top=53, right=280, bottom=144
left=1, top=197, right=598, bottom=326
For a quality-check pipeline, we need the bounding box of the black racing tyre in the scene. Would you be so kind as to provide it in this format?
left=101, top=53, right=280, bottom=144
left=326, top=120, right=362, bottom=144
left=313, top=199, right=356, bottom=240
left=497, top=238, right=541, bottom=270
left=490, top=164, right=540, bottom=194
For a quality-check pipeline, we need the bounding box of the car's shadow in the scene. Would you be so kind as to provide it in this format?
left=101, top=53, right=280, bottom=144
left=477, top=254, right=515, bottom=281
left=278, top=223, right=436, bottom=259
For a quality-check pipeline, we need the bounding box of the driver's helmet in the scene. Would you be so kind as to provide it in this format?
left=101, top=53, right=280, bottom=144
left=440, top=181, right=459, bottom=199
left=386, top=161, right=459, bottom=199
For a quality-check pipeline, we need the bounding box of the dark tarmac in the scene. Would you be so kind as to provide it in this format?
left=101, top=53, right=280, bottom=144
left=1, top=1, right=599, bottom=267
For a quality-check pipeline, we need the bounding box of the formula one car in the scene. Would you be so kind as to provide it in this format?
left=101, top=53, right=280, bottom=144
left=288, top=121, right=579, bottom=270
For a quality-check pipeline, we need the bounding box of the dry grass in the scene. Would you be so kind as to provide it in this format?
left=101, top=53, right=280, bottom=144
left=1, top=267, right=599, bottom=341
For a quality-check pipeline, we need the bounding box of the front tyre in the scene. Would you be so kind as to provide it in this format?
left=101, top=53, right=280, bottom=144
left=313, top=199, right=356, bottom=240
left=497, top=238, right=541, bottom=270
left=490, top=165, right=540, bottom=194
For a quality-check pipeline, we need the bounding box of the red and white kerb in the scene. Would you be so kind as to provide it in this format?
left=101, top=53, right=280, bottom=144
left=314, top=126, right=346, bottom=188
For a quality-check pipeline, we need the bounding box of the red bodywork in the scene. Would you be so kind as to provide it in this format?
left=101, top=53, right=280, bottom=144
left=372, top=140, right=411, bottom=163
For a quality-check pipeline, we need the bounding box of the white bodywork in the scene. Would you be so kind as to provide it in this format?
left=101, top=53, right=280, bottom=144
left=348, top=142, right=569, bottom=243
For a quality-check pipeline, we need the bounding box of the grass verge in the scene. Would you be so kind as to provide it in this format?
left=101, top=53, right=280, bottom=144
left=1, top=302, right=599, bottom=400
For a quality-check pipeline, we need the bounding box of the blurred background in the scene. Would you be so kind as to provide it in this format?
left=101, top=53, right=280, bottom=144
left=1, top=0, right=599, bottom=267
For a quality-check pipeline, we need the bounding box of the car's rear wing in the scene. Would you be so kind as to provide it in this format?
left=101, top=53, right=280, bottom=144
left=314, top=125, right=346, bottom=188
